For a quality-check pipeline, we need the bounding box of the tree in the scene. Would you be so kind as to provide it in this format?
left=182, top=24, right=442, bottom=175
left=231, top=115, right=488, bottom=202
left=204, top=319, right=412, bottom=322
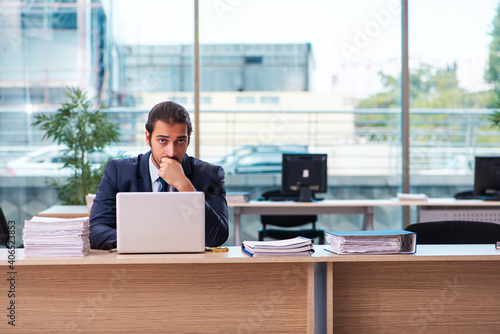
left=33, top=87, right=120, bottom=205
left=485, top=2, right=500, bottom=127
left=485, top=3, right=500, bottom=105
left=359, top=63, right=489, bottom=109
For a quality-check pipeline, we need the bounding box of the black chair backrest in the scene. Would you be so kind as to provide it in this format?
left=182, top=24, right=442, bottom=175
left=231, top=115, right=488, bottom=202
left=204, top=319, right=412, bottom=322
left=260, top=190, right=294, bottom=201
left=0, top=207, right=9, bottom=246
left=405, top=220, right=500, bottom=244
left=260, top=190, right=317, bottom=227
left=454, top=190, right=473, bottom=199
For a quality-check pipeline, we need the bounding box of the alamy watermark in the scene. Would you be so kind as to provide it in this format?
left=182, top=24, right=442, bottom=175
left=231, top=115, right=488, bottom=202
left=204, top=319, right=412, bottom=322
left=212, top=0, right=244, bottom=21
left=340, top=0, right=401, bottom=61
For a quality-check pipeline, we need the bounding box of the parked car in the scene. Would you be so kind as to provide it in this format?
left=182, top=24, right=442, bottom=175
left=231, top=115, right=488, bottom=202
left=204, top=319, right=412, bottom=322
left=5, top=145, right=142, bottom=177
left=416, top=154, right=473, bottom=175
left=218, top=145, right=309, bottom=174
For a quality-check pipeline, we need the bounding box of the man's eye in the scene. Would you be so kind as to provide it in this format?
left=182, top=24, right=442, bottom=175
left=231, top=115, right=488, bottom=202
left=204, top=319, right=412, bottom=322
left=177, top=140, right=186, bottom=145
left=159, top=139, right=166, bottom=144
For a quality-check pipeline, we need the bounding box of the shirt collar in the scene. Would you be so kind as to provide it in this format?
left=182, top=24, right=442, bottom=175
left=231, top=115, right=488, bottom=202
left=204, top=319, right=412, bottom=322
left=149, top=154, right=160, bottom=184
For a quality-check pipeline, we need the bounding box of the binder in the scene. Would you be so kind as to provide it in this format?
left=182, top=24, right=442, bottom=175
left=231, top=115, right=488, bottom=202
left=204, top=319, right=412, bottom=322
left=324, top=229, right=416, bottom=255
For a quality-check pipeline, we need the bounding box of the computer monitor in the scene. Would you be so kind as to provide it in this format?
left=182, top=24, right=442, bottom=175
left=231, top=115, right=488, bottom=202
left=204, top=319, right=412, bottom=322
left=281, top=153, right=327, bottom=202
left=473, top=155, right=500, bottom=198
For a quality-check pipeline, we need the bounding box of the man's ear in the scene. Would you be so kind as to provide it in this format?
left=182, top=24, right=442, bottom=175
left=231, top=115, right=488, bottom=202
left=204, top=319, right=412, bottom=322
left=145, top=131, right=152, bottom=147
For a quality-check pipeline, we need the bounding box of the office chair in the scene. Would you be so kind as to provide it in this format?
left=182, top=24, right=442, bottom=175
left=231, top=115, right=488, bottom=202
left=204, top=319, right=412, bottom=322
left=404, top=220, right=500, bottom=244
left=0, top=206, right=9, bottom=247
left=453, top=190, right=473, bottom=199
left=258, top=190, right=325, bottom=244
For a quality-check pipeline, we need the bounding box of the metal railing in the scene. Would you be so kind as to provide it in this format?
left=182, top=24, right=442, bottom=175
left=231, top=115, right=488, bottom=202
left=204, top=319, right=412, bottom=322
left=0, top=108, right=498, bottom=175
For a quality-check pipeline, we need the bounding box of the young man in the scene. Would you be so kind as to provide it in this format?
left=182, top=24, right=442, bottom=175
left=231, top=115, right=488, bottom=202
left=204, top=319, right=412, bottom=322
left=89, top=101, right=229, bottom=250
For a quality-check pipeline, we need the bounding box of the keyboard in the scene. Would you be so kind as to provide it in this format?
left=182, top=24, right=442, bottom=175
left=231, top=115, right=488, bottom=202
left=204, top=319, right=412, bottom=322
left=455, top=195, right=500, bottom=201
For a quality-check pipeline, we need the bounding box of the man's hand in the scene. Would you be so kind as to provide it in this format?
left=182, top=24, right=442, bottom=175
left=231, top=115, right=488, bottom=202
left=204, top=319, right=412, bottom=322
left=158, top=157, right=195, bottom=192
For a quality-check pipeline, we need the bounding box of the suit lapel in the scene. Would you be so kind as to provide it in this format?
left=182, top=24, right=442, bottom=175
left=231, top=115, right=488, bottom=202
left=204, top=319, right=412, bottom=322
left=181, top=154, right=193, bottom=178
left=138, top=151, right=153, bottom=192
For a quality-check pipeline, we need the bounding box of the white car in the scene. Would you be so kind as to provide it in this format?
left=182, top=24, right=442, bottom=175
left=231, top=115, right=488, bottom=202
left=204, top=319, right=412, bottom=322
left=5, top=145, right=142, bottom=177
left=218, top=145, right=309, bottom=174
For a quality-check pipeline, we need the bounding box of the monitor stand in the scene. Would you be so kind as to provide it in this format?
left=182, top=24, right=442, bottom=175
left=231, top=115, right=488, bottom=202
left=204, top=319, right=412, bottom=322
left=299, top=186, right=312, bottom=202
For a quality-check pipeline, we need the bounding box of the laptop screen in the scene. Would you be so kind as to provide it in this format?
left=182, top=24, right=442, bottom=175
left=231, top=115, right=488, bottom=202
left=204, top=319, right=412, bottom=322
left=116, top=192, right=205, bottom=253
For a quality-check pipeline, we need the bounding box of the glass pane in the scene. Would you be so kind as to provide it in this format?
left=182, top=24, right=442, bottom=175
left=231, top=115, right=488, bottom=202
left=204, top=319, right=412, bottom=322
left=409, top=1, right=499, bottom=199
left=200, top=0, right=402, bottom=242
left=0, top=0, right=193, bottom=246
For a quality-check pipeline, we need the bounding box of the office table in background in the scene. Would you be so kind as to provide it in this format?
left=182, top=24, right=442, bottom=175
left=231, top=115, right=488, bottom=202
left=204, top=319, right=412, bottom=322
left=38, top=198, right=500, bottom=246
left=38, top=205, right=90, bottom=218
left=39, top=200, right=400, bottom=246
left=414, top=197, right=500, bottom=223
left=229, top=199, right=400, bottom=245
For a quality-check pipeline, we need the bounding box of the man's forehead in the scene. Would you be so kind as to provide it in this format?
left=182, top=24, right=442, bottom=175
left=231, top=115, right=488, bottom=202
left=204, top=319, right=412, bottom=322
left=153, top=121, right=188, bottom=135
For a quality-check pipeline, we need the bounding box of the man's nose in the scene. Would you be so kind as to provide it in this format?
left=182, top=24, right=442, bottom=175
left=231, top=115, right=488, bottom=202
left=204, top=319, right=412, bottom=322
left=164, top=143, right=176, bottom=157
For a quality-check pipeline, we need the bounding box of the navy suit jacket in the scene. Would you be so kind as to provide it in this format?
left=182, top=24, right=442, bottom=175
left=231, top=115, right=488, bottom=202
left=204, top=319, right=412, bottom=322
left=89, top=152, right=229, bottom=250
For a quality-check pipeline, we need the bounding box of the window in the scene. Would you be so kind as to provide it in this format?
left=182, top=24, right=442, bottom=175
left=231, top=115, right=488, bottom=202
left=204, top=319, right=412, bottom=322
left=245, top=56, right=263, bottom=65
left=200, top=0, right=402, bottom=241
left=409, top=1, right=498, bottom=175
left=1, top=0, right=498, bottom=246
left=169, top=97, right=188, bottom=105
left=260, top=97, right=279, bottom=104
left=236, top=97, right=255, bottom=104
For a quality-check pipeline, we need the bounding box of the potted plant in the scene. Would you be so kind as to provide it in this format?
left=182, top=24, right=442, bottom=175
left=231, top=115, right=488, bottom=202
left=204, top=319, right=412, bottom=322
left=33, top=87, right=119, bottom=205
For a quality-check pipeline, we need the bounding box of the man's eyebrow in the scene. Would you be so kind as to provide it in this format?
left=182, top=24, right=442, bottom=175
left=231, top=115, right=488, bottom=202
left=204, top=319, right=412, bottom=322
left=156, top=135, right=188, bottom=139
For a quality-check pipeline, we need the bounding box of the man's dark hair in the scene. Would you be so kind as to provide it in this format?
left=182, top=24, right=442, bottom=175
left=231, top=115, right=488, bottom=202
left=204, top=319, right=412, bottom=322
left=145, top=101, right=193, bottom=138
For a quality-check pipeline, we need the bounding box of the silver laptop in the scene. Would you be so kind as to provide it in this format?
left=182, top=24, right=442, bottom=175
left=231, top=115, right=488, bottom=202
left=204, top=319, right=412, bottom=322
left=116, top=192, right=205, bottom=253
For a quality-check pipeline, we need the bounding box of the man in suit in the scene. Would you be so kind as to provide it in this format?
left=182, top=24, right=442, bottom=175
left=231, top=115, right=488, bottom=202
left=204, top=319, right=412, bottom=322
left=89, top=101, right=229, bottom=250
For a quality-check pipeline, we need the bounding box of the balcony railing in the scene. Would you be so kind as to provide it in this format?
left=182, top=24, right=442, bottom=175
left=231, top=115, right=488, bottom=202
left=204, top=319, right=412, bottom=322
left=0, top=108, right=498, bottom=176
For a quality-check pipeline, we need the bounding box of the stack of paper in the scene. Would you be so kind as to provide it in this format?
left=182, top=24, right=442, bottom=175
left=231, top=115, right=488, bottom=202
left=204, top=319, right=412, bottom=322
left=396, top=193, right=428, bottom=201
left=23, top=216, right=90, bottom=257
left=324, top=229, right=416, bottom=255
left=226, top=192, right=251, bottom=204
left=242, top=237, right=314, bottom=257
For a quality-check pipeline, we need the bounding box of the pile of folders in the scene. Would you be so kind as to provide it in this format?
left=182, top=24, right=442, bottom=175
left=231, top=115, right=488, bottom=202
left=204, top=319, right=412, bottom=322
left=242, top=236, right=314, bottom=257
left=324, top=229, right=416, bottom=255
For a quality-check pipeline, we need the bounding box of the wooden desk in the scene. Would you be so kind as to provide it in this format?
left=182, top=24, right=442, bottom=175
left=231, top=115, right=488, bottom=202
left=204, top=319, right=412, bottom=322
left=229, top=200, right=400, bottom=245
left=1, top=245, right=499, bottom=333
left=0, top=247, right=323, bottom=333
left=325, top=244, right=500, bottom=333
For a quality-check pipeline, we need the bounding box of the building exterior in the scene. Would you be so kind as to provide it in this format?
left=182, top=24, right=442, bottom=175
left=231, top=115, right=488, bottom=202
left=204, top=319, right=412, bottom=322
left=0, top=0, right=106, bottom=108
left=113, top=43, right=314, bottom=106
left=0, top=0, right=106, bottom=148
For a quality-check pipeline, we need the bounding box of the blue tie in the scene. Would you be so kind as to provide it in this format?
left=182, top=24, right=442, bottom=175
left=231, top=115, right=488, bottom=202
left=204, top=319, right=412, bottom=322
left=159, top=178, right=168, bottom=192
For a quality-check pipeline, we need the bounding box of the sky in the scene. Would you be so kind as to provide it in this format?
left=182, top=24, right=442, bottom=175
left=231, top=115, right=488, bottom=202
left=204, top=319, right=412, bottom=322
left=103, top=0, right=500, bottom=96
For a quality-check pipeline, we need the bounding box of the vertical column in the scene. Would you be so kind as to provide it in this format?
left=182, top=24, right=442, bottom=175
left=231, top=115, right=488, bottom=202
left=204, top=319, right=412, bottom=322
left=401, top=0, right=410, bottom=227
left=194, top=0, right=200, bottom=158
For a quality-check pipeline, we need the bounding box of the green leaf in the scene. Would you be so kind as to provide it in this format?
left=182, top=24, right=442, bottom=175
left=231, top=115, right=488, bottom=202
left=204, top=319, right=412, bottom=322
left=31, top=87, right=120, bottom=205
